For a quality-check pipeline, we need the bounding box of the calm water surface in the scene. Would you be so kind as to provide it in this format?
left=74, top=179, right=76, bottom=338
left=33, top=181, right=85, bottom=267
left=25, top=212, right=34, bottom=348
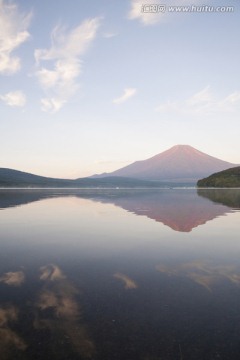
left=0, top=189, right=240, bottom=360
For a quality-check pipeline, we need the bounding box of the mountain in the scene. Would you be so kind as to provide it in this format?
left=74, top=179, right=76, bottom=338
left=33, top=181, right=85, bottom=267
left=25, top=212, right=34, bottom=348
left=93, top=145, right=237, bottom=183
left=0, top=168, right=166, bottom=188
left=197, top=166, right=240, bottom=188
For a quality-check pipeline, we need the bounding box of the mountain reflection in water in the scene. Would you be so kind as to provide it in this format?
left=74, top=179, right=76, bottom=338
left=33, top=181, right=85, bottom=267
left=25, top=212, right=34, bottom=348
left=0, top=188, right=238, bottom=232
left=94, top=189, right=236, bottom=232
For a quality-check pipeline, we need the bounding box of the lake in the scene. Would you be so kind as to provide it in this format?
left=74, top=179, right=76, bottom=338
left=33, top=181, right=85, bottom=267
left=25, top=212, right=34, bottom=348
left=0, top=188, right=240, bottom=360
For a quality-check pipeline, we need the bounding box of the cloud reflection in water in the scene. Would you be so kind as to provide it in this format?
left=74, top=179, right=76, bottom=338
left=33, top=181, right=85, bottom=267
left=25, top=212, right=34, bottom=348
left=0, top=306, right=26, bottom=359
left=0, top=264, right=95, bottom=359
left=35, top=264, right=95, bottom=358
left=113, top=272, right=138, bottom=289
left=0, top=271, right=25, bottom=287
left=156, top=261, right=240, bottom=291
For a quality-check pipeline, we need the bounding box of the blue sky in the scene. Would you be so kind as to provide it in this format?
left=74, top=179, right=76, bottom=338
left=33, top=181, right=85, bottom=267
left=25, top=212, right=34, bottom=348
left=0, top=0, right=239, bottom=178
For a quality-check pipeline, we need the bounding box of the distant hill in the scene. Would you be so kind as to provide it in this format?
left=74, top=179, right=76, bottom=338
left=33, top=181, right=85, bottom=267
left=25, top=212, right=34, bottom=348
left=92, top=145, right=237, bottom=183
left=0, top=168, right=171, bottom=188
left=197, top=167, right=240, bottom=188
left=0, top=168, right=74, bottom=187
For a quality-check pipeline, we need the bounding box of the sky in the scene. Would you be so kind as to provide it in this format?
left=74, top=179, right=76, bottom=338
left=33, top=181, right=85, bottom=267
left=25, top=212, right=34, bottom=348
left=0, top=0, right=239, bottom=178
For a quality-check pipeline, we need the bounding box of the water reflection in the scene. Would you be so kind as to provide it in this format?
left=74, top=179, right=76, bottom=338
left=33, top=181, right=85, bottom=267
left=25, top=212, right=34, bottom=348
left=113, top=272, right=138, bottom=289
left=1, top=189, right=238, bottom=232
left=35, top=264, right=95, bottom=358
left=156, top=261, right=240, bottom=292
left=0, top=264, right=95, bottom=359
left=95, top=190, right=234, bottom=232
left=0, top=190, right=56, bottom=210
left=197, top=188, right=240, bottom=209
left=0, top=306, right=26, bottom=359
left=0, top=271, right=25, bottom=286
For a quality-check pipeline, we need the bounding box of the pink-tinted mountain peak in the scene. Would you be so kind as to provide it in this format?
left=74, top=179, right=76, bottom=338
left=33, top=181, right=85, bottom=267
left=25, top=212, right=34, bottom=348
left=95, top=145, right=238, bottom=183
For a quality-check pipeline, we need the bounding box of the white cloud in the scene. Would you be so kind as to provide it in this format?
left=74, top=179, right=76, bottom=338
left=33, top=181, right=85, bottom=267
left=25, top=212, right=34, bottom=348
left=128, top=0, right=166, bottom=25
left=0, top=0, right=31, bottom=74
left=35, top=18, right=100, bottom=113
left=113, top=88, right=137, bottom=104
left=128, top=0, right=208, bottom=25
left=0, top=90, right=26, bottom=107
left=222, top=92, right=240, bottom=107
left=102, top=32, right=118, bottom=38
left=186, top=86, right=213, bottom=106
left=156, top=87, right=240, bottom=117
left=41, top=97, right=64, bottom=113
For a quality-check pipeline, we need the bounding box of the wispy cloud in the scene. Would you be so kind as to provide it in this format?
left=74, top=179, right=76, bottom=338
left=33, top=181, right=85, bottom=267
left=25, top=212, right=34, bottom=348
left=156, top=86, right=240, bottom=117
left=0, top=0, right=31, bottom=74
left=102, top=31, right=118, bottom=38
left=0, top=90, right=26, bottom=107
left=128, top=0, right=208, bottom=25
left=35, top=18, right=101, bottom=113
left=113, top=88, right=136, bottom=104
